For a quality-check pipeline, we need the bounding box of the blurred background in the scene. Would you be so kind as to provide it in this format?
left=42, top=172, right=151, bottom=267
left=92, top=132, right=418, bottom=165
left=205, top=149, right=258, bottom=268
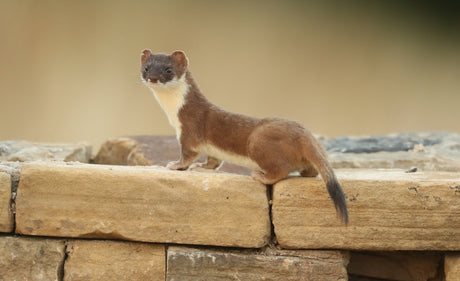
left=1, top=0, right=459, bottom=150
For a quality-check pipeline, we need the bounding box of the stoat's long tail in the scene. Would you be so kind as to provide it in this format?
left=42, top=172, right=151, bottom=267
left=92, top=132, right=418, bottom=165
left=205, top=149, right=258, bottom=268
left=324, top=172, right=349, bottom=225
left=309, top=148, right=349, bottom=225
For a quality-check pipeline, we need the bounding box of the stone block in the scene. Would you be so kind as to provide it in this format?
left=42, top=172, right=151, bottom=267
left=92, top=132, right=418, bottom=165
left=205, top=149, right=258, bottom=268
left=0, top=140, right=92, bottom=163
left=348, top=251, right=442, bottom=281
left=0, top=162, right=22, bottom=193
left=445, top=253, right=460, bottom=281
left=0, top=236, right=65, bottom=281
left=0, top=171, right=13, bottom=232
left=166, top=246, right=348, bottom=281
left=272, top=169, right=460, bottom=250
left=64, top=240, right=165, bottom=281
left=16, top=163, right=270, bottom=248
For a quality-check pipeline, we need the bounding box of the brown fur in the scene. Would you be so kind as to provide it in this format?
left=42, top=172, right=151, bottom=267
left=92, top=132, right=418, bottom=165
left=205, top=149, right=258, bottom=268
left=141, top=50, right=348, bottom=224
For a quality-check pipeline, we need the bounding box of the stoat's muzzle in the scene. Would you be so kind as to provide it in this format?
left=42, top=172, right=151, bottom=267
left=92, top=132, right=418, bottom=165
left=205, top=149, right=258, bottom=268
left=145, top=77, right=158, bottom=84
left=142, top=66, right=159, bottom=84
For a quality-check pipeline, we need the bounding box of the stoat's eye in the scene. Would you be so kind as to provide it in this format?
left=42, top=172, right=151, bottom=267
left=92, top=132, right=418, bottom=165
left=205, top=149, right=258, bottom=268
left=144, top=65, right=150, bottom=72
left=165, top=67, right=173, bottom=74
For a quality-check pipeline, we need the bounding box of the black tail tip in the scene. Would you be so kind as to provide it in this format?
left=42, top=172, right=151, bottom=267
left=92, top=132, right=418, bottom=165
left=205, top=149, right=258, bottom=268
left=337, top=205, right=349, bottom=226
left=327, top=180, right=349, bottom=226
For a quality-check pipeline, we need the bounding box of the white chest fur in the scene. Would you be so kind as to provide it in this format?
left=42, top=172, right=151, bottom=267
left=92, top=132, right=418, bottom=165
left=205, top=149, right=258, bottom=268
left=145, top=74, right=189, bottom=139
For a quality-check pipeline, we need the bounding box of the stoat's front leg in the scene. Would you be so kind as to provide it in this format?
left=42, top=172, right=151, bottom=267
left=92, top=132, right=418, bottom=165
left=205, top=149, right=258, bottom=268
left=167, top=145, right=199, bottom=170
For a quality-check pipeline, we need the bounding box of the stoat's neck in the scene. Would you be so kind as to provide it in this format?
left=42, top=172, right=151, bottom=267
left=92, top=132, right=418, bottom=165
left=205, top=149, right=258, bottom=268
left=146, top=74, right=189, bottom=139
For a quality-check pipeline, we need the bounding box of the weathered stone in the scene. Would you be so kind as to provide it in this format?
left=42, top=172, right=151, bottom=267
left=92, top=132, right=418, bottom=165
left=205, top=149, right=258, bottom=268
left=16, top=163, right=270, bottom=248
left=445, top=253, right=460, bottom=281
left=327, top=132, right=460, bottom=172
left=64, top=240, right=165, bottom=281
left=0, top=236, right=65, bottom=281
left=272, top=169, right=460, bottom=250
left=323, top=131, right=446, bottom=153
left=93, top=135, right=252, bottom=175
left=167, top=246, right=348, bottom=281
left=0, top=171, right=13, bottom=232
left=0, top=140, right=92, bottom=163
left=347, top=251, right=442, bottom=281
left=92, top=137, right=140, bottom=165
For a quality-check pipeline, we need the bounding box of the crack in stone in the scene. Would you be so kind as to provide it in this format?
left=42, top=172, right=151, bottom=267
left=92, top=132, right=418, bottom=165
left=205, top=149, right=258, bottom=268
left=58, top=241, right=71, bottom=281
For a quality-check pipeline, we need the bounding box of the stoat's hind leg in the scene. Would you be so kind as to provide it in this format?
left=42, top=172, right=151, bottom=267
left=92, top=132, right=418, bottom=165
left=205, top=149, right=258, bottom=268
left=248, top=149, right=292, bottom=185
left=251, top=167, right=290, bottom=185
left=300, top=161, right=319, bottom=177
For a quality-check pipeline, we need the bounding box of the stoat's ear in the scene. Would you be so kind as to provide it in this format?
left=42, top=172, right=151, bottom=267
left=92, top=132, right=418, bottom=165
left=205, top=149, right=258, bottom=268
left=171, top=50, right=189, bottom=69
left=141, top=49, right=152, bottom=65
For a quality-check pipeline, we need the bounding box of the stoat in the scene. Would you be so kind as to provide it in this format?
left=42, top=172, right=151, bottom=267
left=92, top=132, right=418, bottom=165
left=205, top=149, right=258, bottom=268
left=140, top=49, right=348, bottom=224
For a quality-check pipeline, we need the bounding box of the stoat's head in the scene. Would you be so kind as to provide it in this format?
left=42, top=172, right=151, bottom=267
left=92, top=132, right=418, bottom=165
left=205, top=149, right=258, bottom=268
left=140, top=49, right=189, bottom=87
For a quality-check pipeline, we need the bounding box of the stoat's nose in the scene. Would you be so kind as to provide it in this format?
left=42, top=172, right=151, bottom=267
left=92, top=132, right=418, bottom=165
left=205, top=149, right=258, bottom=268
left=142, top=70, right=158, bottom=84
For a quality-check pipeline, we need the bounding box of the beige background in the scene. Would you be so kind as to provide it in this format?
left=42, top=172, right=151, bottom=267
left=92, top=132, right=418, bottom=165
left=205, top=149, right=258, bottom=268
left=1, top=1, right=459, bottom=150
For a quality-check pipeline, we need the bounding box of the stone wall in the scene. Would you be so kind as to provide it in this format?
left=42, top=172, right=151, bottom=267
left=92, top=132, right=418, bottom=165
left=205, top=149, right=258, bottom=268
left=1, top=133, right=459, bottom=280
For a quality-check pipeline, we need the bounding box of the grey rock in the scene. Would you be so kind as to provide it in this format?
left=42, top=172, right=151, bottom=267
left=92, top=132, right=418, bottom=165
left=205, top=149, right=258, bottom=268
left=322, top=131, right=447, bottom=153
left=0, top=141, right=92, bottom=163
left=326, top=132, right=460, bottom=172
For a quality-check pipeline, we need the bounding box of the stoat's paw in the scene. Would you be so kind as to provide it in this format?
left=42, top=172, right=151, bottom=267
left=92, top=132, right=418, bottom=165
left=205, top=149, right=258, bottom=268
left=166, top=161, right=189, bottom=170
left=189, top=162, right=214, bottom=170
left=251, top=170, right=266, bottom=183
left=188, top=162, right=202, bottom=169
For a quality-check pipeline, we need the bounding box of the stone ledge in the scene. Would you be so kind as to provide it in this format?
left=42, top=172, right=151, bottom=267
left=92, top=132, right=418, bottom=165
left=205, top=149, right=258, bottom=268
left=15, top=163, right=271, bottom=248
left=0, top=171, right=13, bottom=232
left=273, top=169, right=460, bottom=251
